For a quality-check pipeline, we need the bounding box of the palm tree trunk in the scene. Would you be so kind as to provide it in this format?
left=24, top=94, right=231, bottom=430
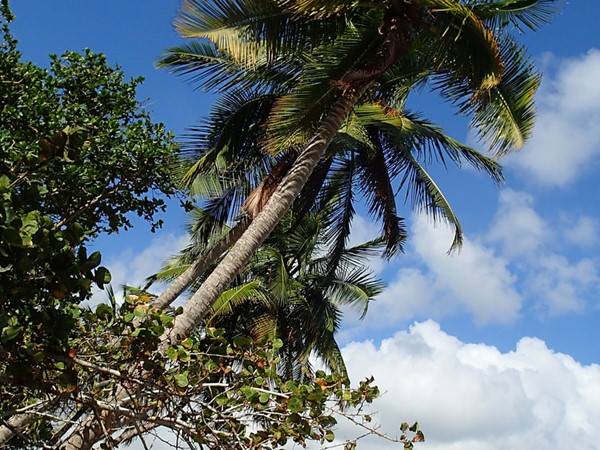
left=161, top=85, right=370, bottom=348
left=151, top=156, right=295, bottom=311
left=151, top=216, right=252, bottom=311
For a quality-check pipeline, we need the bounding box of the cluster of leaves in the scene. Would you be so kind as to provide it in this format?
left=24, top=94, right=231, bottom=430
left=0, top=5, right=178, bottom=389
left=2, top=296, right=422, bottom=449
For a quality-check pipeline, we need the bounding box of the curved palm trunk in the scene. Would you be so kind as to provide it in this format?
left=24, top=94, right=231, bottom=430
left=162, top=18, right=411, bottom=348
left=162, top=85, right=370, bottom=348
left=151, top=157, right=295, bottom=311
left=151, top=216, right=252, bottom=311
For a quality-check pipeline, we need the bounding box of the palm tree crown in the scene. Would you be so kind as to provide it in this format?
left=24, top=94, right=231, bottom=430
left=156, top=0, right=557, bottom=345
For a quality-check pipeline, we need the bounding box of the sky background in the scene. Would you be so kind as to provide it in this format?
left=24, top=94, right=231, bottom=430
left=8, top=1, right=600, bottom=449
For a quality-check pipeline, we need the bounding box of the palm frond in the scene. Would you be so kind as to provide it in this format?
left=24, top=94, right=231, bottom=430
left=208, top=280, right=270, bottom=322
left=353, top=103, right=504, bottom=182
left=181, top=91, right=277, bottom=184
left=320, top=157, right=356, bottom=279
left=398, top=152, right=463, bottom=252
left=473, top=0, right=559, bottom=32
left=176, top=0, right=346, bottom=64
left=277, top=0, right=363, bottom=18
left=157, top=41, right=298, bottom=92
left=429, top=0, right=503, bottom=96
left=356, top=130, right=406, bottom=258
left=328, top=267, right=383, bottom=319
left=470, top=38, right=541, bottom=156
left=264, top=19, right=383, bottom=153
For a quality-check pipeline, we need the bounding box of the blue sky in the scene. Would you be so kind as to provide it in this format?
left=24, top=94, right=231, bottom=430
left=9, top=1, right=600, bottom=449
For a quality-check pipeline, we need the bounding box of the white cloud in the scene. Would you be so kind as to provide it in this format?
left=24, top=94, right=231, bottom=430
left=508, top=49, right=600, bottom=187
left=561, top=215, right=599, bottom=248
left=487, top=189, right=550, bottom=258
left=90, top=233, right=189, bottom=305
left=413, top=222, right=522, bottom=324
left=485, top=189, right=599, bottom=316
left=337, top=321, right=600, bottom=450
left=341, top=214, right=522, bottom=335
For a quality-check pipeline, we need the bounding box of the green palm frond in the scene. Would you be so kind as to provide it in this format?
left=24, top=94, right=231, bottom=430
left=176, top=0, right=346, bottom=64
left=264, top=20, right=383, bottom=153
left=353, top=103, right=503, bottom=181
left=356, top=130, right=406, bottom=258
left=291, top=156, right=334, bottom=227
left=157, top=41, right=291, bottom=92
left=320, top=157, right=356, bottom=279
left=277, top=0, right=364, bottom=18
left=398, top=152, right=463, bottom=252
left=147, top=264, right=191, bottom=286
left=473, top=0, right=559, bottom=32
left=176, top=0, right=283, bottom=65
left=328, top=267, right=383, bottom=319
left=334, top=238, right=386, bottom=270
left=428, top=0, right=503, bottom=95
left=471, top=39, right=541, bottom=155
left=261, top=246, right=292, bottom=302
left=181, top=91, right=277, bottom=185
left=208, top=280, right=271, bottom=322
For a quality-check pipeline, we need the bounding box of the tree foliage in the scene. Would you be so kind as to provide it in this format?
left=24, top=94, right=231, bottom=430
left=0, top=3, right=178, bottom=401
left=0, top=5, right=417, bottom=449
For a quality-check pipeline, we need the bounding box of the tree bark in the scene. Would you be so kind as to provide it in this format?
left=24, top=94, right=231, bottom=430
left=161, top=85, right=370, bottom=349
left=57, top=415, right=104, bottom=450
left=151, top=216, right=251, bottom=311
left=0, top=413, right=33, bottom=447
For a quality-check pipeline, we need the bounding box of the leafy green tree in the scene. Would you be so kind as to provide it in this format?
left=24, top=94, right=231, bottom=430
left=157, top=0, right=555, bottom=345
left=0, top=5, right=421, bottom=449
left=0, top=4, right=178, bottom=444
left=2, top=293, right=422, bottom=449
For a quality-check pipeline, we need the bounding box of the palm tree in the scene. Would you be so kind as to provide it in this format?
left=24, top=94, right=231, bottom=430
left=151, top=207, right=384, bottom=379
left=151, top=81, right=503, bottom=311
left=157, top=0, right=554, bottom=347
left=56, top=2, right=557, bottom=448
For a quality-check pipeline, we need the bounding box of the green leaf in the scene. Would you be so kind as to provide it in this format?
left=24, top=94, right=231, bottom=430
left=166, top=346, right=178, bottom=361
left=174, top=372, right=189, bottom=388
left=288, top=395, right=304, bottom=413
left=95, top=303, right=113, bottom=319
left=123, top=313, right=135, bottom=323
left=94, top=266, right=111, bottom=288
left=233, top=334, right=253, bottom=349
left=178, top=347, right=191, bottom=362
left=86, top=251, right=102, bottom=269
left=1, top=325, right=22, bottom=341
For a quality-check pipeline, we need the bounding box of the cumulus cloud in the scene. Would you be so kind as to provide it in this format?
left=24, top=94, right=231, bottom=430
left=487, top=190, right=550, bottom=258
left=508, top=49, right=600, bottom=187
left=561, top=215, right=599, bottom=248
left=353, top=215, right=522, bottom=330
left=90, top=233, right=189, bottom=305
left=336, top=321, right=600, bottom=450
left=486, top=189, right=599, bottom=316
